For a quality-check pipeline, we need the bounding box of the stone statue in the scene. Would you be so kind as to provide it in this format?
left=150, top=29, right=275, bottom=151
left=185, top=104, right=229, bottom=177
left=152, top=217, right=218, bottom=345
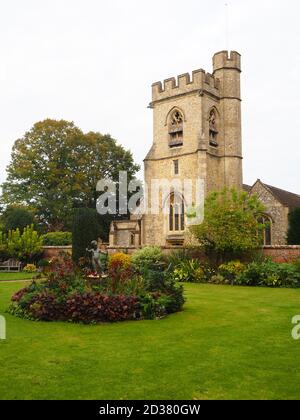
left=86, top=241, right=102, bottom=274
left=86, top=240, right=109, bottom=276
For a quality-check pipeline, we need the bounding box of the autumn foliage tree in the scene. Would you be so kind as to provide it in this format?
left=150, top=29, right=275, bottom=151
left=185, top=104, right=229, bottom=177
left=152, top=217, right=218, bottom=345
left=1, top=120, right=140, bottom=231
left=190, top=189, right=265, bottom=262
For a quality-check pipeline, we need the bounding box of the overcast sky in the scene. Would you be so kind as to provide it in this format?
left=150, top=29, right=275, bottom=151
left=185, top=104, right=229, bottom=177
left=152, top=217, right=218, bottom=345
left=0, top=0, right=299, bottom=193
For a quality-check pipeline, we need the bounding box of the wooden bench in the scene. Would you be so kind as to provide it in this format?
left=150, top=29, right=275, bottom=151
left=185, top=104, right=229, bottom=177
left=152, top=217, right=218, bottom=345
left=0, top=259, right=22, bottom=272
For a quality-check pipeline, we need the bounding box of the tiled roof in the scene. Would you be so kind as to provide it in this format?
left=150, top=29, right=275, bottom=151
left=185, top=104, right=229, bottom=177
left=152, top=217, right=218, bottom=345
left=244, top=182, right=300, bottom=209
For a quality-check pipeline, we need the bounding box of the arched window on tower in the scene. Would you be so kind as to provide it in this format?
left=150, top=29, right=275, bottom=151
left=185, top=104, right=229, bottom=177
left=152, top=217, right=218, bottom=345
left=169, top=192, right=185, bottom=232
left=258, top=215, right=272, bottom=246
left=169, top=110, right=184, bottom=148
left=209, top=108, right=219, bottom=147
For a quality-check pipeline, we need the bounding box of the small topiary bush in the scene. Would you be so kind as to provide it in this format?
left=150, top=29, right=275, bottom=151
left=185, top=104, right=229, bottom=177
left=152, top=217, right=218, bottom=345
left=41, top=232, right=72, bottom=246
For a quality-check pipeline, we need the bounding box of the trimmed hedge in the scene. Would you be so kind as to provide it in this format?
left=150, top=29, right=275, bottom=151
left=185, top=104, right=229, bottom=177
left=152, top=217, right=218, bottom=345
left=41, top=232, right=72, bottom=246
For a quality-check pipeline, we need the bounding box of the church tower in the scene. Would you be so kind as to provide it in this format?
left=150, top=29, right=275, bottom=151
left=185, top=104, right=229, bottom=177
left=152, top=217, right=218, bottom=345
left=142, top=51, right=243, bottom=247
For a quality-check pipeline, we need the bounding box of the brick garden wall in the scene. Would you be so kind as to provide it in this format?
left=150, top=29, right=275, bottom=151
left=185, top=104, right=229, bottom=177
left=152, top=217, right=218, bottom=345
left=262, top=246, right=300, bottom=263
left=44, top=245, right=300, bottom=264
left=108, top=246, right=300, bottom=264
left=42, top=246, right=72, bottom=260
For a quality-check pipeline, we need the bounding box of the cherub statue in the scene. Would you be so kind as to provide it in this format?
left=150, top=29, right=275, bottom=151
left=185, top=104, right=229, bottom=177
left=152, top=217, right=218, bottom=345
left=86, top=240, right=102, bottom=274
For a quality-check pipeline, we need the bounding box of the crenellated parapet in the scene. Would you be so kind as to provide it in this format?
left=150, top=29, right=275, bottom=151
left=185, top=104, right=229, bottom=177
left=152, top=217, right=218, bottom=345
left=151, top=69, right=220, bottom=103
left=213, top=50, right=241, bottom=73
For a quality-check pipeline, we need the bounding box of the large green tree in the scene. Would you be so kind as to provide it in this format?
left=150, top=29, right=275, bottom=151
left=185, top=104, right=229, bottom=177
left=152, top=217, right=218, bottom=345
left=0, top=205, right=36, bottom=233
left=190, top=189, right=265, bottom=262
left=1, top=120, right=140, bottom=231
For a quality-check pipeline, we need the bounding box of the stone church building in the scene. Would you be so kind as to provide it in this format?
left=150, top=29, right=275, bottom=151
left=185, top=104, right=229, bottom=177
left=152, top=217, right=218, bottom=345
left=109, top=51, right=300, bottom=248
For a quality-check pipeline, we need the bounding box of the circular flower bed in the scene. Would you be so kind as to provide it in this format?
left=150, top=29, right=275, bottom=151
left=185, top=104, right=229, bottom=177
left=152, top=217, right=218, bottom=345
left=9, top=252, right=185, bottom=323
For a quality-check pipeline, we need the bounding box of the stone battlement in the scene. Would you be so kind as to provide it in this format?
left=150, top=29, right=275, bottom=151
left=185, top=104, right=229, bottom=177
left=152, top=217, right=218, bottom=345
left=213, top=50, right=241, bottom=72
left=152, top=69, right=220, bottom=102
left=151, top=51, right=241, bottom=103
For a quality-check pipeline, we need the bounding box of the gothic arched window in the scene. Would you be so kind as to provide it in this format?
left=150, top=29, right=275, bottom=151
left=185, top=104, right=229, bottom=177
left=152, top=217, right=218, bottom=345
left=169, top=193, right=185, bottom=232
left=169, top=110, right=184, bottom=148
left=209, top=108, right=218, bottom=147
left=258, top=215, right=272, bottom=246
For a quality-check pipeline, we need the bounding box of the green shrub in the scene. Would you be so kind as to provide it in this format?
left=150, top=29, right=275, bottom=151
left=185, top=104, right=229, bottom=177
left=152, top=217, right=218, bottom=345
left=23, top=264, right=37, bottom=273
left=132, top=246, right=164, bottom=272
left=190, top=189, right=265, bottom=262
left=41, top=232, right=72, bottom=246
left=169, top=259, right=205, bottom=283
left=219, top=261, right=246, bottom=283
left=237, top=261, right=300, bottom=288
left=7, top=225, right=43, bottom=262
left=167, top=249, right=192, bottom=269
left=37, top=259, right=51, bottom=269
left=209, top=274, right=227, bottom=284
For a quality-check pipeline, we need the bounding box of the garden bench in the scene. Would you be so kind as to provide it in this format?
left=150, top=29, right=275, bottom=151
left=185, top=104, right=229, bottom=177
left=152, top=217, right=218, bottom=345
left=0, top=259, right=22, bottom=272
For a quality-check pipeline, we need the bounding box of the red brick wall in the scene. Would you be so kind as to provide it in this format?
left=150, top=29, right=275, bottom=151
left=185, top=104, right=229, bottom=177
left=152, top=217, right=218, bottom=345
left=42, top=246, right=72, bottom=260
left=262, top=246, right=300, bottom=263
left=108, top=245, right=300, bottom=264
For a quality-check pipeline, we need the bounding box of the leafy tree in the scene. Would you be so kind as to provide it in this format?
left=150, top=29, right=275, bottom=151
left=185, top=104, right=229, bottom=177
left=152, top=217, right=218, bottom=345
left=0, top=205, right=36, bottom=233
left=0, top=231, right=9, bottom=261
left=190, top=189, right=265, bottom=262
left=288, top=208, right=300, bottom=245
left=1, top=120, right=140, bottom=231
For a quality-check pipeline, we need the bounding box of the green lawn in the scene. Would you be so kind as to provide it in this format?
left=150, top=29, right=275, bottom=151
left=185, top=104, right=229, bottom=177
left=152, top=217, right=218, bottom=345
left=0, top=272, right=36, bottom=282
left=0, top=282, right=300, bottom=400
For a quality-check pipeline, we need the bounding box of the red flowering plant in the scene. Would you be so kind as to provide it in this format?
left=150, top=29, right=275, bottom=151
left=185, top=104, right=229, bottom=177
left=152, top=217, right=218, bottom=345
left=108, top=253, right=133, bottom=294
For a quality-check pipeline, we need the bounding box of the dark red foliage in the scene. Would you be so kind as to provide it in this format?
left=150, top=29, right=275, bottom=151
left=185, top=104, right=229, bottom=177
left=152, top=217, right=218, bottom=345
left=12, top=287, right=30, bottom=303
left=65, top=292, right=139, bottom=323
left=27, top=291, right=66, bottom=321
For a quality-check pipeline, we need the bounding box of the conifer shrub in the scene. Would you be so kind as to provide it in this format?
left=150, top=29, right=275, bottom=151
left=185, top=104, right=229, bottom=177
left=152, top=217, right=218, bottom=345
left=72, top=208, right=102, bottom=263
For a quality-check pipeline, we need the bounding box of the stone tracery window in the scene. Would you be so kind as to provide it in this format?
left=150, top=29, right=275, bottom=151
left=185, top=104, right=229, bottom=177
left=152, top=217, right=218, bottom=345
left=258, top=215, right=272, bottom=246
left=169, top=192, right=185, bottom=232
left=169, top=110, right=184, bottom=148
left=209, top=108, right=218, bottom=147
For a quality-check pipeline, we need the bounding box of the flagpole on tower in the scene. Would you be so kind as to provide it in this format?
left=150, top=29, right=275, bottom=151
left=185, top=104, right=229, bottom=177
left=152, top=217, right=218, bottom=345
left=225, top=2, right=229, bottom=51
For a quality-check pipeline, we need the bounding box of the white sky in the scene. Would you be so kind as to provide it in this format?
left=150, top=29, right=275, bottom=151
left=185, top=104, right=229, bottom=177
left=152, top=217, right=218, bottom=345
left=0, top=0, right=299, bottom=193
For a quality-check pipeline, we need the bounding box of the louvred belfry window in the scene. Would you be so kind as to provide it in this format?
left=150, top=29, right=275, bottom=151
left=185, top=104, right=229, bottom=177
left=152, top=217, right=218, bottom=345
left=169, top=110, right=184, bottom=148
left=209, top=109, right=218, bottom=147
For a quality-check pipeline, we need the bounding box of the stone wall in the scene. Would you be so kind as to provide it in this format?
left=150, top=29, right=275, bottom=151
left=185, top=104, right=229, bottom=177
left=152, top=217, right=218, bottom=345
left=251, top=181, right=289, bottom=245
